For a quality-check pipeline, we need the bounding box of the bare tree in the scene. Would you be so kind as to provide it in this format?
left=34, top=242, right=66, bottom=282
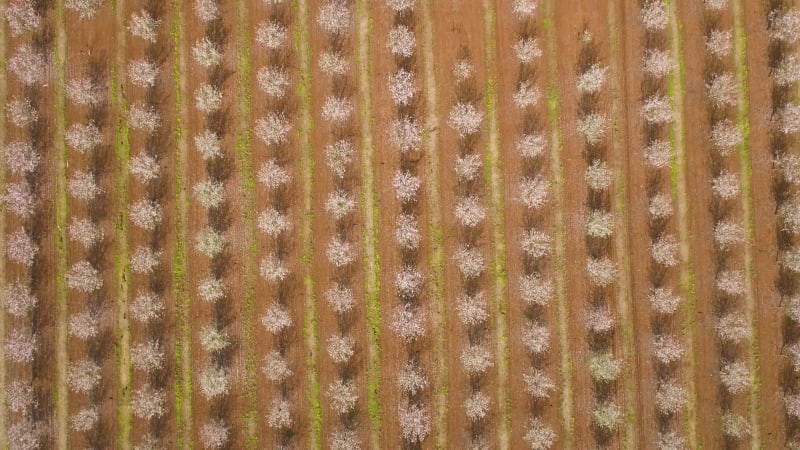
left=65, top=0, right=103, bottom=19
left=319, top=51, right=350, bottom=75
left=460, top=343, right=493, bottom=374
left=327, top=378, right=358, bottom=414
left=396, top=361, right=427, bottom=395
left=576, top=64, right=608, bottom=95
left=66, top=123, right=103, bottom=154
left=7, top=229, right=37, bottom=267
left=398, top=402, right=431, bottom=444
left=388, top=24, right=415, bottom=57
left=448, top=102, right=484, bottom=137
left=199, top=366, right=229, bottom=399
left=200, top=419, right=229, bottom=449
left=513, top=37, right=542, bottom=64
left=4, top=0, right=40, bottom=36
left=639, top=0, right=667, bottom=31
left=6, top=97, right=38, bottom=128
left=256, top=21, right=288, bottom=49
left=3, top=282, right=36, bottom=317
left=522, top=368, right=555, bottom=399
left=70, top=407, right=99, bottom=432
left=67, top=261, right=102, bottom=292
left=128, top=9, right=160, bottom=42
left=524, top=418, right=556, bottom=450
left=193, top=38, right=221, bottom=67
left=67, top=359, right=102, bottom=393
left=720, top=361, right=750, bottom=395
left=593, top=402, right=623, bottom=431
left=652, top=334, right=684, bottom=364
left=317, top=0, right=351, bottom=36
left=261, top=303, right=292, bottom=334
left=326, top=333, right=355, bottom=364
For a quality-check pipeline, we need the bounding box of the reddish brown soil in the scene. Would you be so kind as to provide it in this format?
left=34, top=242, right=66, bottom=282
left=63, top=4, right=119, bottom=447
left=676, top=0, right=751, bottom=447
left=740, top=0, right=786, bottom=446
left=367, top=2, right=437, bottom=448
left=615, top=0, right=688, bottom=446
left=246, top=0, right=310, bottom=446
left=430, top=1, right=499, bottom=447
left=182, top=2, right=247, bottom=446
left=124, top=0, right=178, bottom=445
left=551, top=0, right=633, bottom=447
left=3, top=4, right=60, bottom=447
left=307, top=0, right=370, bottom=447
left=493, top=3, right=564, bottom=448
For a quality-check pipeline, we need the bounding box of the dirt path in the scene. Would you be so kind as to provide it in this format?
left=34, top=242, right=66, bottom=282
left=0, top=0, right=7, bottom=444
left=113, top=0, right=131, bottom=447
left=738, top=0, right=784, bottom=445
left=419, top=0, right=449, bottom=446
left=171, top=0, right=193, bottom=444
left=294, top=0, right=321, bottom=447
left=607, top=1, right=639, bottom=446
left=354, top=2, right=382, bottom=446
left=667, top=1, right=699, bottom=447
left=541, top=0, right=573, bottom=445
left=234, top=0, right=258, bottom=444
left=53, top=1, right=69, bottom=447
left=480, top=1, right=510, bottom=447
left=730, top=2, right=763, bottom=447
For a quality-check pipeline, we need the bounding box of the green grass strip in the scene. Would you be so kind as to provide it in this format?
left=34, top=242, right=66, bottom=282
left=294, top=0, right=322, bottom=447
left=665, top=1, right=700, bottom=447
left=606, top=2, right=638, bottom=447
left=541, top=0, right=573, bottom=445
left=480, top=1, right=510, bottom=447
left=111, top=0, right=132, bottom=444
left=234, top=0, right=258, bottom=446
left=53, top=1, right=70, bottom=447
left=354, top=1, right=382, bottom=446
left=730, top=1, right=762, bottom=446
left=171, top=0, right=192, bottom=446
left=0, top=0, right=6, bottom=442
left=416, top=2, right=448, bottom=447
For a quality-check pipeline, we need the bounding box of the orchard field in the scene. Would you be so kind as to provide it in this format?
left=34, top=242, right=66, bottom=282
left=1, top=0, right=800, bottom=448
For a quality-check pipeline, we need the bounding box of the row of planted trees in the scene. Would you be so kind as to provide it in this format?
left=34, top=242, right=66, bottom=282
left=637, top=1, right=688, bottom=448
left=3, top=0, right=55, bottom=447
left=574, top=31, right=626, bottom=445
left=447, top=52, right=494, bottom=447
left=61, top=0, right=119, bottom=445
left=313, top=1, right=363, bottom=447
left=251, top=0, right=301, bottom=446
left=766, top=2, right=800, bottom=447
left=507, top=1, right=558, bottom=448
left=189, top=0, right=235, bottom=447
left=698, top=0, right=755, bottom=442
left=382, top=0, right=433, bottom=446
left=126, top=2, right=172, bottom=448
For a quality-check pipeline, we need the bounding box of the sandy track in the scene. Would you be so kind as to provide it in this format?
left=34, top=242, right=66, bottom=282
left=0, top=0, right=6, bottom=443
left=738, top=0, right=784, bottom=445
